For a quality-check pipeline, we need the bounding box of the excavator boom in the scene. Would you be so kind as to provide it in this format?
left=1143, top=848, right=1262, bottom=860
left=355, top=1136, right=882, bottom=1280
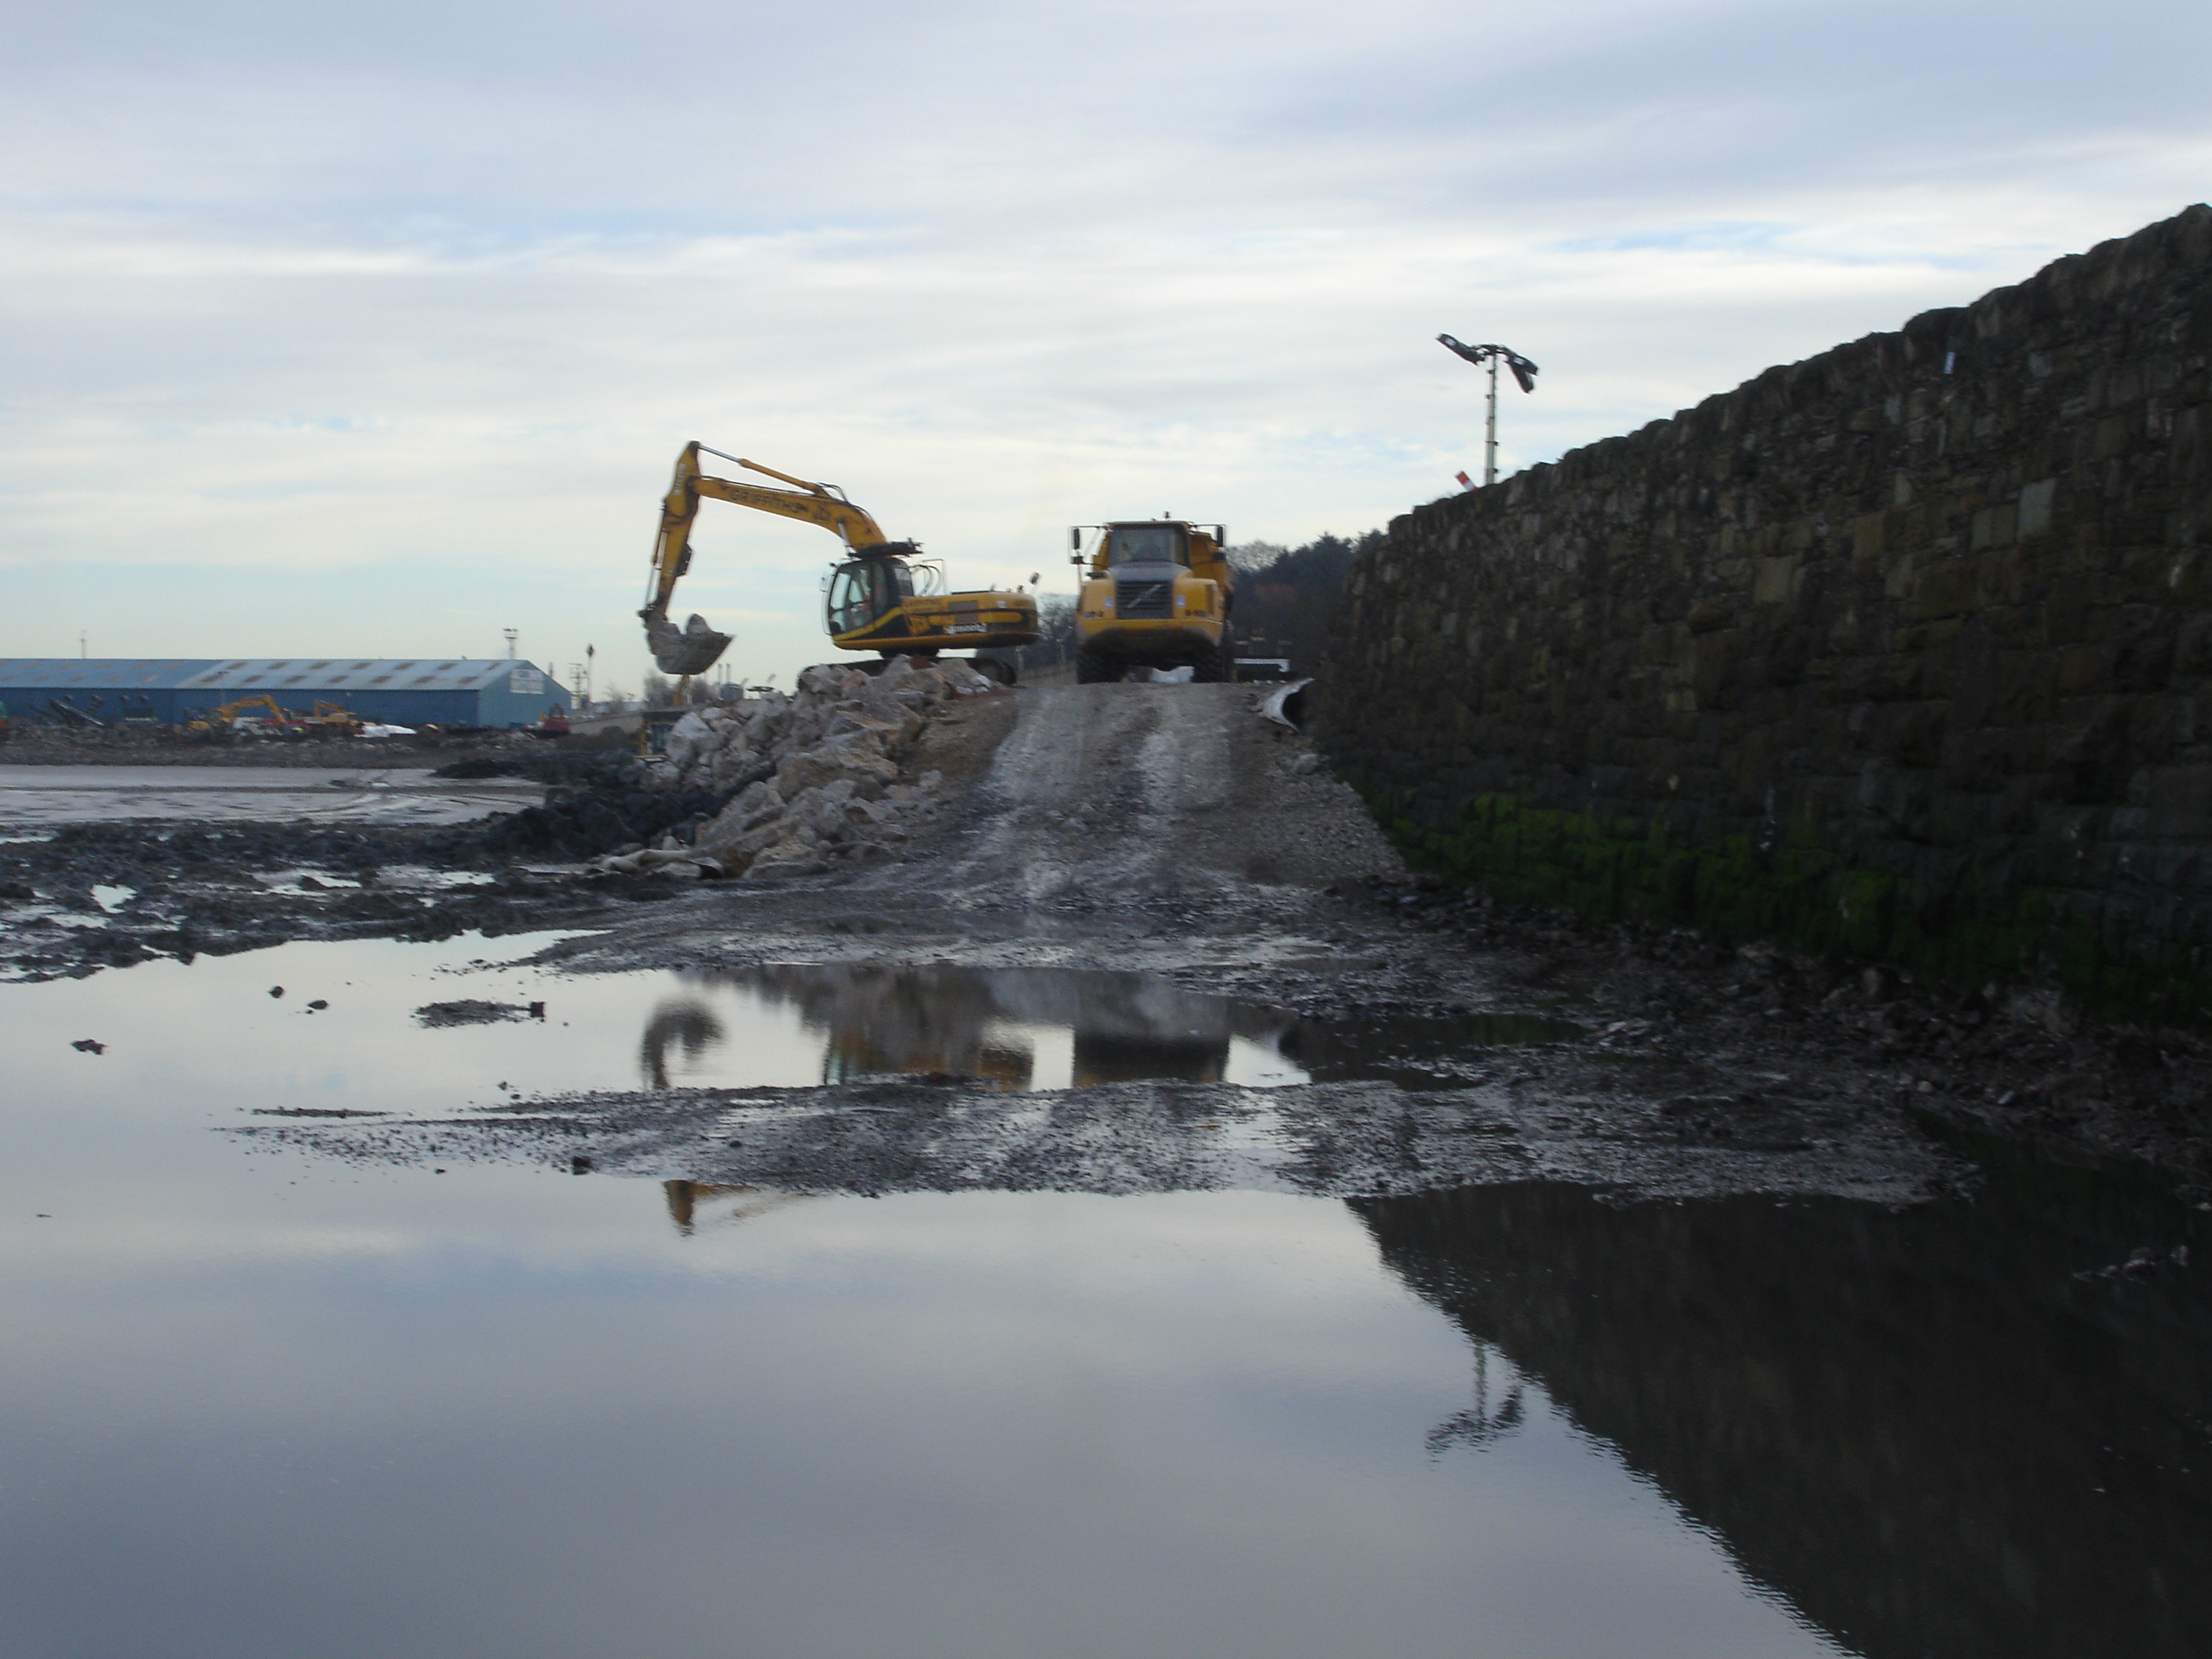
left=642, top=442, right=889, bottom=675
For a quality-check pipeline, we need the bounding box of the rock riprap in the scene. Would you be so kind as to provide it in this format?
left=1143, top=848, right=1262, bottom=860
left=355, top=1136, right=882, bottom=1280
left=593, top=656, right=999, bottom=881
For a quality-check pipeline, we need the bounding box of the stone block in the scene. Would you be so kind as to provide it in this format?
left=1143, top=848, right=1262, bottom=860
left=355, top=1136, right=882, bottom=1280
left=1753, top=554, right=1802, bottom=604
left=1969, top=501, right=2017, bottom=550
left=776, top=744, right=900, bottom=799
left=1911, top=558, right=1979, bottom=621
left=1852, top=513, right=1887, bottom=563
left=2142, top=765, right=2212, bottom=839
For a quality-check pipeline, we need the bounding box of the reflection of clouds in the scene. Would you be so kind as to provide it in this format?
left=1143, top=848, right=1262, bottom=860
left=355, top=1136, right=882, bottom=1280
left=639, top=998, right=724, bottom=1089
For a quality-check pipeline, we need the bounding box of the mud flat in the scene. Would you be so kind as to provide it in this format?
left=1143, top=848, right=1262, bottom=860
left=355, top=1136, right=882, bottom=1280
left=0, top=764, right=542, bottom=826
left=207, top=681, right=2082, bottom=1202
left=9, top=675, right=2212, bottom=1194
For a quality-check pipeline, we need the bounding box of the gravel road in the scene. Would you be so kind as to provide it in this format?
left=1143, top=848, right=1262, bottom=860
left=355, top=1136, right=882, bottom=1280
left=944, top=682, right=1401, bottom=902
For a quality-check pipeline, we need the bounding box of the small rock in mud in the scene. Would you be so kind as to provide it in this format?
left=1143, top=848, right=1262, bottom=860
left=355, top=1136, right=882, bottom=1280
left=70, top=1038, right=105, bottom=1054
left=413, top=998, right=539, bottom=1028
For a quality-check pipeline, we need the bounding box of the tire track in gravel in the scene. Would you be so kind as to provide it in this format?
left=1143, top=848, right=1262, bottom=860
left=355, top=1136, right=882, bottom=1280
left=944, top=682, right=1264, bottom=906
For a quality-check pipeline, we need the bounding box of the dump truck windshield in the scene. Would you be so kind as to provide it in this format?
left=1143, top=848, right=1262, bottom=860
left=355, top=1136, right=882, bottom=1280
left=1105, top=525, right=1187, bottom=567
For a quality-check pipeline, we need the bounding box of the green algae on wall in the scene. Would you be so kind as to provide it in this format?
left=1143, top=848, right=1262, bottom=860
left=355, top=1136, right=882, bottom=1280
left=1365, top=783, right=2212, bottom=1021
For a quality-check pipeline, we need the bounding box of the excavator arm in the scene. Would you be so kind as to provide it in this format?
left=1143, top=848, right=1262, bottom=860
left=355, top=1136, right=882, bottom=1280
left=641, top=442, right=892, bottom=675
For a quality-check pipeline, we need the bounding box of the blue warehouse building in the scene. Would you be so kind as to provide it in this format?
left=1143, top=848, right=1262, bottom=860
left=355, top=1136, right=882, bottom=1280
left=0, top=658, right=570, bottom=729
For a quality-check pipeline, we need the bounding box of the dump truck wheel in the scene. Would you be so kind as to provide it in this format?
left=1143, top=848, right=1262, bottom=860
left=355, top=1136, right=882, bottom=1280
left=1076, top=647, right=1119, bottom=684
left=1190, top=641, right=1231, bottom=683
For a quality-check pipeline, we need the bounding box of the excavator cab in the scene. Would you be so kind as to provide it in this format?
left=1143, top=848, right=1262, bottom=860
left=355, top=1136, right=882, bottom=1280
left=825, top=557, right=915, bottom=636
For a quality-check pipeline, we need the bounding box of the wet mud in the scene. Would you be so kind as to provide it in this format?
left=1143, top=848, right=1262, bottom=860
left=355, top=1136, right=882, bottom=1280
left=0, top=819, right=632, bottom=977
left=11, top=678, right=2212, bottom=1199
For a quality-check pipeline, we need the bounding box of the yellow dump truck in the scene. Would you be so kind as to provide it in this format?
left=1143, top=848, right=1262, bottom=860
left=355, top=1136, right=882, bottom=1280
left=1069, top=520, right=1235, bottom=683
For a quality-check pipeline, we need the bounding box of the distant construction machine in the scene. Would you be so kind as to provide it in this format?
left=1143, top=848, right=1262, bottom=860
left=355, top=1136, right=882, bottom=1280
left=184, top=696, right=359, bottom=736
left=1069, top=519, right=1236, bottom=683
left=641, top=443, right=1040, bottom=684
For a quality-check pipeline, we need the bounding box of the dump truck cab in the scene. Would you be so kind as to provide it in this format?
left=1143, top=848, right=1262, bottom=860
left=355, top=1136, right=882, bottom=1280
left=1071, top=519, right=1233, bottom=683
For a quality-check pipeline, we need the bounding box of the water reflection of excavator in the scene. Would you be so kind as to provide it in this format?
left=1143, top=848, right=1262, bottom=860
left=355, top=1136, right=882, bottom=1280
left=738, top=967, right=1038, bottom=1091
left=641, top=441, right=1040, bottom=683
left=639, top=1001, right=724, bottom=1090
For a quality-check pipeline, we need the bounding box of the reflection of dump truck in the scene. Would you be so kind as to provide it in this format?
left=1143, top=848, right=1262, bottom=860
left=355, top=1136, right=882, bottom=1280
left=642, top=441, right=1040, bottom=683
left=1069, top=520, right=1235, bottom=683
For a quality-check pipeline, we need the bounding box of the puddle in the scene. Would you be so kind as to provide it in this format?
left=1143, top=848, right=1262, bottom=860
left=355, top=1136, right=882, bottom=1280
left=652, top=963, right=1311, bottom=1092
left=0, top=938, right=1583, bottom=1110
left=379, top=865, right=505, bottom=889
left=648, top=966, right=1583, bottom=1094
left=0, top=765, right=539, bottom=827
left=1353, top=1138, right=2212, bottom=1659
left=1, top=947, right=2206, bottom=1658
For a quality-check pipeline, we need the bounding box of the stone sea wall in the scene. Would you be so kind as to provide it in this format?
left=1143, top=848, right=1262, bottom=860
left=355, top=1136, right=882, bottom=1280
left=1318, top=206, right=2212, bottom=1015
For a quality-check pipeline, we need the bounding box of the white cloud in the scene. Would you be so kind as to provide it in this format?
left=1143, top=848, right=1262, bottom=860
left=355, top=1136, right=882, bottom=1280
left=1, top=0, right=2205, bottom=689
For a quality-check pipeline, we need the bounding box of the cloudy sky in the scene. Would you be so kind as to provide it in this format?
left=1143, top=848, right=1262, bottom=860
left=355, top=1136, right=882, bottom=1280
left=1, top=0, right=2205, bottom=695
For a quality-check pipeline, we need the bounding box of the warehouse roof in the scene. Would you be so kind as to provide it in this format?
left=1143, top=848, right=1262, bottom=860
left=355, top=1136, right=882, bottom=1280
left=0, top=658, right=543, bottom=691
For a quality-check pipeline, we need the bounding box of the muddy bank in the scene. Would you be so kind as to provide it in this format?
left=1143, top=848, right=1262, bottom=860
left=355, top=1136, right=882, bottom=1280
left=1355, top=876, right=2212, bottom=1179
left=256, top=1068, right=1946, bottom=1204
left=0, top=819, right=628, bottom=976
left=0, top=721, right=579, bottom=767
left=222, top=683, right=1972, bottom=1204
left=14, top=672, right=2212, bottom=1195
left=0, top=661, right=1021, bottom=980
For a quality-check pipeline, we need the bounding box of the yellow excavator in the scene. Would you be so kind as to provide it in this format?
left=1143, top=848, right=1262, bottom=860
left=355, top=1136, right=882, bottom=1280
left=185, top=696, right=360, bottom=735
left=641, top=442, right=1040, bottom=684
left=1069, top=519, right=1236, bottom=683
left=186, top=694, right=292, bottom=732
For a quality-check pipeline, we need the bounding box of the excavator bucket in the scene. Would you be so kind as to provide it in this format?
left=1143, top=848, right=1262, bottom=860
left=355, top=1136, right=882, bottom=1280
left=646, top=611, right=733, bottom=676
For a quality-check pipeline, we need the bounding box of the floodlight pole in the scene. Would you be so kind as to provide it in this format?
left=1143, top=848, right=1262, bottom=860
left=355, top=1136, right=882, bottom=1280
left=1436, top=336, right=1538, bottom=490
left=1484, top=354, right=1501, bottom=487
